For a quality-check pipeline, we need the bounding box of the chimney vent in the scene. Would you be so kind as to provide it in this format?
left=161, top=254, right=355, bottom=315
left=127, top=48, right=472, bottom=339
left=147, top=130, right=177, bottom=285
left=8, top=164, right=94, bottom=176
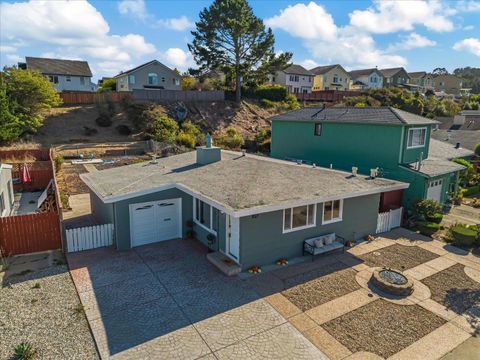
left=352, top=167, right=358, bottom=176
left=196, top=135, right=221, bottom=165
left=370, top=168, right=377, bottom=179
left=455, top=142, right=460, bottom=149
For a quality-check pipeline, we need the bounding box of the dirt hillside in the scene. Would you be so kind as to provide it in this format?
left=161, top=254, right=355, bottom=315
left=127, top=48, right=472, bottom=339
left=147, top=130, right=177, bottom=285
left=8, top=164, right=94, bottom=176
left=30, top=100, right=283, bottom=147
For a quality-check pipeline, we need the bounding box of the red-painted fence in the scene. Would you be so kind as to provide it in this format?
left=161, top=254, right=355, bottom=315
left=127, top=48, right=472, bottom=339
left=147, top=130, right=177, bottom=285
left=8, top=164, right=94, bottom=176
left=0, top=213, right=61, bottom=256
left=59, top=91, right=132, bottom=104
left=295, top=90, right=361, bottom=102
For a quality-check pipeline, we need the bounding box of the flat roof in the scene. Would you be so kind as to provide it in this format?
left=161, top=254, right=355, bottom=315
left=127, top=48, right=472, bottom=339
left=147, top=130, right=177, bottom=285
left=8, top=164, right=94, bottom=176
left=81, top=151, right=408, bottom=216
left=270, top=107, right=439, bottom=126
left=429, top=139, right=474, bottom=160
left=404, top=158, right=465, bottom=177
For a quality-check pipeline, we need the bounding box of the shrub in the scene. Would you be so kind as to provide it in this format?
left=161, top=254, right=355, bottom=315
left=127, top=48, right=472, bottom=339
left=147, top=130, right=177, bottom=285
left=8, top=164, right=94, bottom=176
left=417, top=222, right=441, bottom=236
left=115, top=125, right=132, bottom=135
left=254, top=84, right=289, bottom=102
left=475, top=143, right=480, bottom=156
left=260, top=98, right=275, bottom=108
left=255, top=129, right=271, bottom=153
left=95, top=114, right=112, bottom=127
left=215, top=128, right=245, bottom=150
left=414, top=199, right=442, bottom=219
left=177, top=131, right=196, bottom=148
left=14, top=342, right=37, bottom=360
left=450, top=224, right=478, bottom=246
left=463, top=185, right=480, bottom=197
left=54, top=155, right=64, bottom=172
left=145, top=114, right=179, bottom=144
left=426, top=212, right=443, bottom=224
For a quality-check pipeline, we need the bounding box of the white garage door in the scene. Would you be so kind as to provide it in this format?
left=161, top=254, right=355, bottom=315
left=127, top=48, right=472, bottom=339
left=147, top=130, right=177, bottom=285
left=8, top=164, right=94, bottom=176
left=426, top=179, right=443, bottom=202
left=129, top=198, right=181, bottom=247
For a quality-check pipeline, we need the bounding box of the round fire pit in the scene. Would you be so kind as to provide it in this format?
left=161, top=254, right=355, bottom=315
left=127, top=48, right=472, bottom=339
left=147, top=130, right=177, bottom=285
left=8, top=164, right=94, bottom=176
left=370, top=268, right=414, bottom=296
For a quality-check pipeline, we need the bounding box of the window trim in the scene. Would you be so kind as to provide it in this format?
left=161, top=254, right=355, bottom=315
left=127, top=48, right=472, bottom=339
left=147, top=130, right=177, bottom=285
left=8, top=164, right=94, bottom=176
left=282, top=203, right=317, bottom=234
left=407, top=127, right=427, bottom=149
left=193, top=198, right=217, bottom=235
left=321, top=199, right=343, bottom=225
left=314, top=123, right=322, bottom=136
left=148, top=72, right=158, bottom=85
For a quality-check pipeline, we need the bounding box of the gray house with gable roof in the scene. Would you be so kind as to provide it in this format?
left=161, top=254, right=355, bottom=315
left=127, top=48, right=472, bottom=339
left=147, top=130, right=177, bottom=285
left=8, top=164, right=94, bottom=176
left=81, top=145, right=407, bottom=272
left=268, top=64, right=314, bottom=94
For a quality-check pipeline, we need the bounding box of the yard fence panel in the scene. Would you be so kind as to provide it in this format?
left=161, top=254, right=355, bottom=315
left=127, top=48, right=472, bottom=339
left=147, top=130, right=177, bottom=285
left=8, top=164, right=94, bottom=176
left=376, top=207, right=403, bottom=234
left=133, top=89, right=224, bottom=102
left=66, top=223, right=114, bottom=252
left=0, top=212, right=62, bottom=255
left=59, top=92, right=132, bottom=104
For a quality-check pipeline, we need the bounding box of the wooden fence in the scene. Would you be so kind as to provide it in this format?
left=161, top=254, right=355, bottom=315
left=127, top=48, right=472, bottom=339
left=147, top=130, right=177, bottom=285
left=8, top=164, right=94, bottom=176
left=295, top=90, right=361, bottom=102
left=376, top=207, right=403, bottom=234
left=66, top=223, right=114, bottom=252
left=133, top=89, right=225, bottom=102
left=59, top=92, right=132, bottom=104
left=9, top=161, right=53, bottom=191
left=0, top=149, right=50, bottom=162
left=0, top=212, right=62, bottom=255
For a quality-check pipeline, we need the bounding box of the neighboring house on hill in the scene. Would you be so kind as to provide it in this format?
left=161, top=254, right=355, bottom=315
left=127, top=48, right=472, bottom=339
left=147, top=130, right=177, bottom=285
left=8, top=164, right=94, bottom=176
left=81, top=145, right=407, bottom=271
left=20, top=57, right=94, bottom=92
left=349, top=68, right=384, bottom=90
left=408, top=72, right=434, bottom=93
left=434, top=74, right=463, bottom=96
left=380, top=67, right=410, bottom=88
left=311, top=64, right=351, bottom=91
left=268, top=64, right=314, bottom=94
left=270, top=107, right=466, bottom=208
left=115, top=60, right=181, bottom=92
left=0, top=164, right=14, bottom=217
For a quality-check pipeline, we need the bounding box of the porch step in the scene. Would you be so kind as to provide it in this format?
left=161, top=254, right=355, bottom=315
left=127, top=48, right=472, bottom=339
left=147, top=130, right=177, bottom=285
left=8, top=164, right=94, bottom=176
left=207, top=251, right=241, bottom=276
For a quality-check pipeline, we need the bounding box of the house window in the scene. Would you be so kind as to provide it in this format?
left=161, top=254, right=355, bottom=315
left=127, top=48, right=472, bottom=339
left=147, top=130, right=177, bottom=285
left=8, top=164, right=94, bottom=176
left=80, top=77, right=85, bottom=85
left=66, top=76, right=71, bottom=82
left=148, top=73, right=158, bottom=85
left=407, top=127, right=427, bottom=148
left=48, top=75, right=59, bottom=84
left=293, top=87, right=299, bottom=93
left=333, top=75, right=338, bottom=83
left=283, top=204, right=316, bottom=233
left=289, top=75, right=299, bottom=82
left=272, top=76, right=276, bottom=82
left=129, top=75, right=136, bottom=84
left=322, top=200, right=343, bottom=224
left=194, top=198, right=218, bottom=234
left=314, top=123, right=322, bottom=136
left=173, top=78, right=180, bottom=86
left=308, top=76, right=312, bottom=82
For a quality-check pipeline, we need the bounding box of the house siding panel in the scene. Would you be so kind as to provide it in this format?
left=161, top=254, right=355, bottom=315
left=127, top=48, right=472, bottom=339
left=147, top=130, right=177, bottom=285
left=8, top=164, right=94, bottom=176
left=239, top=194, right=380, bottom=269
left=90, top=190, right=114, bottom=224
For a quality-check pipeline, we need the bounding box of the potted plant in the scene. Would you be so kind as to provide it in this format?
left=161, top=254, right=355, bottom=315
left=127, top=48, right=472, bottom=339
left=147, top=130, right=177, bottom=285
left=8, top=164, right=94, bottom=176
left=248, top=265, right=262, bottom=274
left=207, top=234, right=216, bottom=251
left=276, top=258, right=288, bottom=266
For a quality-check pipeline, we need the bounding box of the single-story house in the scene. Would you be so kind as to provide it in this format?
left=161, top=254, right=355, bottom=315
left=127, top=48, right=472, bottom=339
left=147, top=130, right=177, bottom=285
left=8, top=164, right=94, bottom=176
left=114, top=60, right=181, bottom=92
left=0, top=164, right=14, bottom=217
left=81, top=146, right=408, bottom=270
left=20, top=57, right=94, bottom=92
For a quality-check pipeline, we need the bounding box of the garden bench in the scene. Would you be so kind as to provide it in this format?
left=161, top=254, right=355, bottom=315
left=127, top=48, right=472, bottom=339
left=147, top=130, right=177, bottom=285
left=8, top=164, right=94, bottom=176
left=303, top=233, right=345, bottom=260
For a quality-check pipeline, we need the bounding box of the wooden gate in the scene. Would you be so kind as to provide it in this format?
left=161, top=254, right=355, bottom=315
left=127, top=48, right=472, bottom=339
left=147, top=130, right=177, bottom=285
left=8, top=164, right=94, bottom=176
left=66, top=223, right=114, bottom=252
left=376, top=207, right=403, bottom=234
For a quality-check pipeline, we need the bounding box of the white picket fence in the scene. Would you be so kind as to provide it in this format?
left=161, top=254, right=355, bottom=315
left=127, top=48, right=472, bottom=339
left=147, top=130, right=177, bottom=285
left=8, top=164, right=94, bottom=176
left=376, top=207, right=403, bottom=234
left=66, top=223, right=114, bottom=252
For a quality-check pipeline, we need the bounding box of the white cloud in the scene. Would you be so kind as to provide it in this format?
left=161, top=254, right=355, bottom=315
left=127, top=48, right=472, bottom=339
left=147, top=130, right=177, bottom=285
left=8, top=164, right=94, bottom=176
left=463, top=25, right=475, bottom=31
left=0, top=45, right=17, bottom=53
left=349, top=0, right=455, bottom=33
left=298, top=59, right=319, bottom=70
left=457, top=1, right=480, bottom=12
left=155, top=16, right=194, bottom=31
left=453, top=38, right=480, bottom=57
left=387, top=33, right=437, bottom=51
left=6, top=54, right=23, bottom=63
left=118, top=0, right=148, bottom=20
left=265, top=2, right=337, bottom=41
left=159, top=48, right=194, bottom=71
left=0, top=0, right=156, bottom=77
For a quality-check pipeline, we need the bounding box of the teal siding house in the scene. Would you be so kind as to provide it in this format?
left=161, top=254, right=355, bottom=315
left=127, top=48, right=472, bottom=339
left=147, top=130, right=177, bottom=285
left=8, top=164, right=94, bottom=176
left=270, top=107, right=471, bottom=208
left=81, top=146, right=407, bottom=271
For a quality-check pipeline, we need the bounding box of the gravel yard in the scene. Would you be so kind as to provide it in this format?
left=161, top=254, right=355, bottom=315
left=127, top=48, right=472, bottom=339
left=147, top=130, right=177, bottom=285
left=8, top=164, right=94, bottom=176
left=322, top=299, right=446, bottom=358
left=282, top=268, right=360, bottom=311
left=0, top=265, right=99, bottom=359
left=422, top=263, right=480, bottom=314
left=360, top=244, right=439, bottom=270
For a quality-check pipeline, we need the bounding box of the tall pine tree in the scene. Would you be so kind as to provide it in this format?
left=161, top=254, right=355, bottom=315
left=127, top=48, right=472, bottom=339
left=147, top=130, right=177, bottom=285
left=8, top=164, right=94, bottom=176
left=188, top=0, right=291, bottom=102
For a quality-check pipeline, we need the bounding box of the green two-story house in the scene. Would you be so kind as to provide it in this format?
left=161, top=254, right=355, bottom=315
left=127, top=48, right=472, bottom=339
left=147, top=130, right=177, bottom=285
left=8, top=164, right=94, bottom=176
left=270, top=107, right=468, bottom=208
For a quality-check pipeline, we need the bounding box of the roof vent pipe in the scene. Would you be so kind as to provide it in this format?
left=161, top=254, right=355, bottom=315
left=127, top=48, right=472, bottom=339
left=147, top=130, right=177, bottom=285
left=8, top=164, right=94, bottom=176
left=352, top=167, right=358, bottom=176
left=241, top=149, right=246, bottom=156
left=330, top=164, right=333, bottom=169
left=455, top=142, right=460, bottom=149
left=370, top=168, right=377, bottom=179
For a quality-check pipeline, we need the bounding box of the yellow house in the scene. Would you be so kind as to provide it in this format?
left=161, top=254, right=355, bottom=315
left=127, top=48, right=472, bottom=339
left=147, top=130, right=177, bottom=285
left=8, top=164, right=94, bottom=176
left=310, top=64, right=351, bottom=91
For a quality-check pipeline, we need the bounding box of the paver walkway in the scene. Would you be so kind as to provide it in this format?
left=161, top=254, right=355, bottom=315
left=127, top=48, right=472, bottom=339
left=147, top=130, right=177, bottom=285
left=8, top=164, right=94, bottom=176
left=68, top=228, right=479, bottom=359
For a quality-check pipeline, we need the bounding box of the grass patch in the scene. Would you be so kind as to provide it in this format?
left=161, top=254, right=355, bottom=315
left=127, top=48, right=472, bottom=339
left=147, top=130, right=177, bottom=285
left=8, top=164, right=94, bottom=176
left=32, top=282, right=41, bottom=289
left=14, top=342, right=37, bottom=360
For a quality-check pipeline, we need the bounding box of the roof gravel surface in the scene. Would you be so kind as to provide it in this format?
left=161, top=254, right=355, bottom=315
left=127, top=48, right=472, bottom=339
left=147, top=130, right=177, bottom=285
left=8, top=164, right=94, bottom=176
left=81, top=151, right=406, bottom=213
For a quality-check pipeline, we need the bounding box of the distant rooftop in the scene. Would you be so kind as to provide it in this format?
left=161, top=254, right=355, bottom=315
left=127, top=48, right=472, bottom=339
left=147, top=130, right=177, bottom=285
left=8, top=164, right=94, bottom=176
left=81, top=151, right=407, bottom=216
left=349, top=68, right=381, bottom=77
left=282, top=64, right=314, bottom=76
left=25, top=57, right=92, bottom=77
left=380, top=68, right=407, bottom=78
left=429, top=138, right=474, bottom=160
left=310, top=64, right=343, bottom=75
left=270, top=107, right=439, bottom=126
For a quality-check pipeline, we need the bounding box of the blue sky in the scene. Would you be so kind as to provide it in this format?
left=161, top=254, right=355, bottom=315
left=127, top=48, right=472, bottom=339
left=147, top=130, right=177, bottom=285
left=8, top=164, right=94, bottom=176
left=1, top=0, right=479, bottom=81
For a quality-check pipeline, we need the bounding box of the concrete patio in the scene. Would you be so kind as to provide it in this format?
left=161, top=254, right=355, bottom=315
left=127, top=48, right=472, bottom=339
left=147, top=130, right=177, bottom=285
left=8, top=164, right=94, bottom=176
left=67, top=228, right=480, bottom=359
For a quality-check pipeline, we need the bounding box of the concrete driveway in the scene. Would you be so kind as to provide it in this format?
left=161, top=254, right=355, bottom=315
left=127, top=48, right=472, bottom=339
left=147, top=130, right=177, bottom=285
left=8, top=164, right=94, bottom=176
left=67, top=239, right=326, bottom=359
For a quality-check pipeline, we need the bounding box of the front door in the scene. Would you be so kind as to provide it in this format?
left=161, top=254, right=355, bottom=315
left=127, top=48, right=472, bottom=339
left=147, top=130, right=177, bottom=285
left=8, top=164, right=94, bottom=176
left=426, top=179, right=443, bottom=202
left=226, top=215, right=240, bottom=261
